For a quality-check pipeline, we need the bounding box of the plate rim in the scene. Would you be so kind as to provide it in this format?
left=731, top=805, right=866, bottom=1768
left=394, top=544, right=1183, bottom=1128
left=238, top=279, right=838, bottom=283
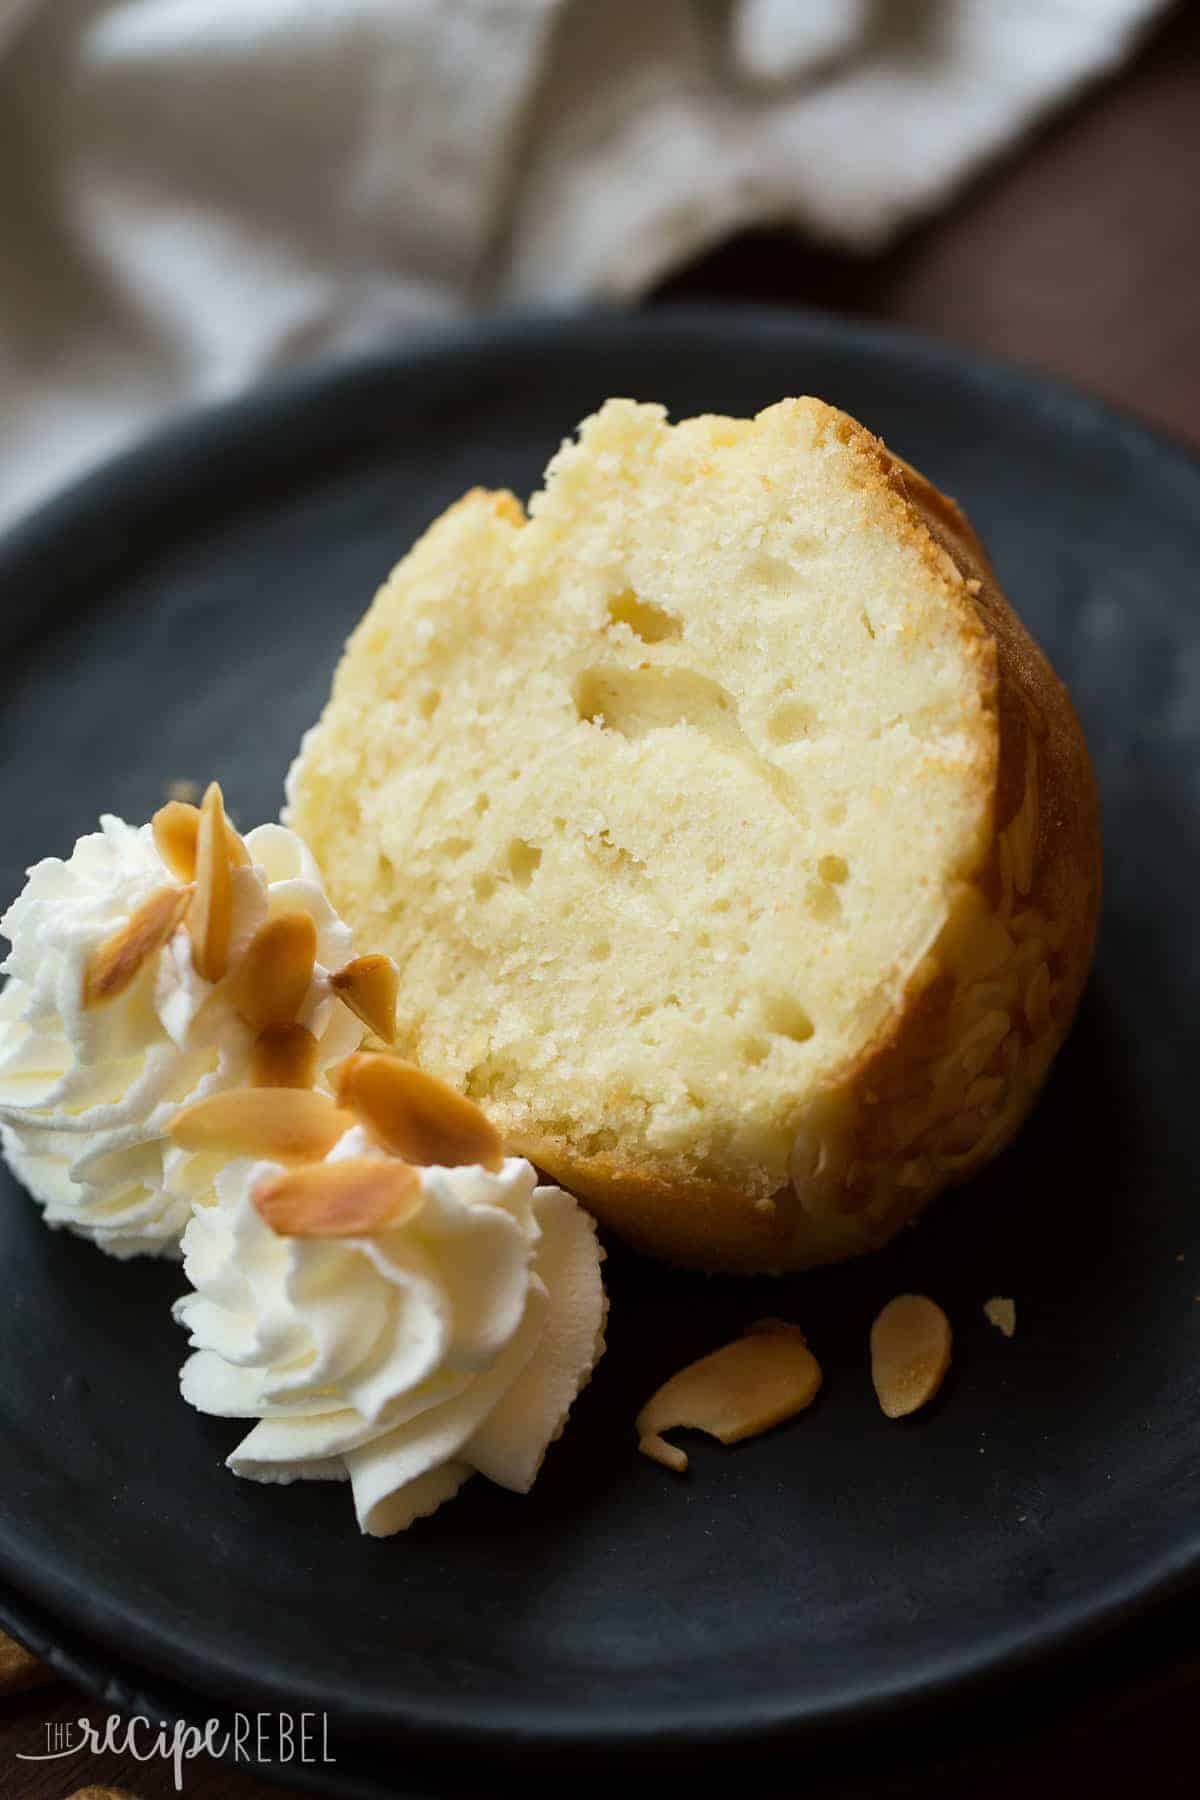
left=2, top=1527, right=1198, bottom=1770
left=1, top=1558, right=1197, bottom=1795
left=2, top=302, right=1199, bottom=1759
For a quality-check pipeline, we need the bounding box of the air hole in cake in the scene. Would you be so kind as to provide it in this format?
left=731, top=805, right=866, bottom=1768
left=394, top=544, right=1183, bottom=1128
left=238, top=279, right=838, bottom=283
left=805, top=878, right=842, bottom=924
left=439, top=837, right=471, bottom=859
left=474, top=794, right=490, bottom=815
left=606, top=589, right=682, bottom=644
left=591, top=828, right=644, bottom=878
left=825, top=798, right=847, bottom=826
left=741, top=1035, right=769, bottom=1066
left=574, top=665, right=736, bottom=740
left=818, top=854, right=849, bottom=884
left=592, top=940, right=611, bottom=961
left=472, top=873, right=496, bottom=902
left=506, top=840, right=541, bottom=889
left=752, top=551, right=798, bottom=590
left=541, top=1116, right=578, bottom=1141
left=767, top=698, right=817, bottom=744
left=419, top=689, right=441, bottom=719
left=861, top=609, right=877, bottom=640
left=762, top=995, right=815, bottom=1044
left=464, top=1058, right=509, bottom=1101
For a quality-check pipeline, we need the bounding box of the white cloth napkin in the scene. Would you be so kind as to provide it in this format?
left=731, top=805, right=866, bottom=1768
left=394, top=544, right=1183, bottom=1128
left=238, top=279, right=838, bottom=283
left=0, top=0, right=1169, bottom=531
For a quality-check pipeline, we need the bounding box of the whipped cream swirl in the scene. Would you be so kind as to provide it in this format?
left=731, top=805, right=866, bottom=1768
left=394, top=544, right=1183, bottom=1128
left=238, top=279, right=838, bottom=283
left=0, top=814, right=363, bottom=1257
left=173, top=1128, right=607, bottom=1534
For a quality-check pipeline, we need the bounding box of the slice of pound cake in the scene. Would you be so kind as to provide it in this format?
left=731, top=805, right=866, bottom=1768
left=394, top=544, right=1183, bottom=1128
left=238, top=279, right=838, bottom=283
left=287, top=399, right=1100, bottom=1272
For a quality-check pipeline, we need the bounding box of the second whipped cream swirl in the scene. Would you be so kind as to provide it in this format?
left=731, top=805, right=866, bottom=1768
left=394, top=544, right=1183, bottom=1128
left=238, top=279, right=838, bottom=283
left=173, top=1127, right=607, bottom=1534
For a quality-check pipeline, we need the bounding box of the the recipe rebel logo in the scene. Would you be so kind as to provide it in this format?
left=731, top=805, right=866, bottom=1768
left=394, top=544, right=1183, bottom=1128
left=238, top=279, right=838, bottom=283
left=17, top=1709, right=336, bottom=1790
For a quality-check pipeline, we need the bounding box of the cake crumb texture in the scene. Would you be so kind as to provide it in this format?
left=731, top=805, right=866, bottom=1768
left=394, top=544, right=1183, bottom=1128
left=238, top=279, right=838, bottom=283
left=289, top=398, right=1099, bottom=1271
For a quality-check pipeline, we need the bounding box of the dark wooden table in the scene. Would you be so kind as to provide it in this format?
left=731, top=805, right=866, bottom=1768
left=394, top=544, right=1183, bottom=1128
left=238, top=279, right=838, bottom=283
left=3, top=7, right=1197, bottom=1795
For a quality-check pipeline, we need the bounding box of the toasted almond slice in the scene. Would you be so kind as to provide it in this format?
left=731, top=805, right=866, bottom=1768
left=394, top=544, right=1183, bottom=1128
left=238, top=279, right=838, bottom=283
left=251, top=1023, right=319, bottom=1089
left=983, top=1296, right=1016, bottom=1339
left=870, top=1294, right=953, bottom=1419
left=187, top=782, right=234, bottom=982
left=636, top=1322, right=822, bottom=1474
left=82, top=885, right=190, bottom=1009
left=330, top=954, right=399, bottom=1044
left=335, top=1052, right=503, bottom=1170
left=168, top=1087, right=354, bottom=1162
left=639, top=1435, right=689, bottom=1475
left=254, top=1157, right=424, bottom=1238
left=227, top=911, right=318, bottom=1030
left=153, top=797, right=248, bottom=881
left=225, top=819, right=251, bottom=867
left=153, top=800, right=201, bottom=881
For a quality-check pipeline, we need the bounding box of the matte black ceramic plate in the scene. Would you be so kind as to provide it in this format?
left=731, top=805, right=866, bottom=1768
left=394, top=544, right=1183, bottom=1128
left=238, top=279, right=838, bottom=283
left=1, top=309, right=1198, bottom=1782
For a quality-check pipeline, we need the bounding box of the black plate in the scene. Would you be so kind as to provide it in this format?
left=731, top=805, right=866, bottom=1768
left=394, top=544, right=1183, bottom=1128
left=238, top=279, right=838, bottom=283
left=2, top=308, right=1199, bottom=1784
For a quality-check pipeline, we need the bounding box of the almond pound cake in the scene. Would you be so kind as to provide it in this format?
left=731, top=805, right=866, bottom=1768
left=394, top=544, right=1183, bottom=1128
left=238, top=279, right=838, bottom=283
left=287, top=399, right=1100, bottom=1273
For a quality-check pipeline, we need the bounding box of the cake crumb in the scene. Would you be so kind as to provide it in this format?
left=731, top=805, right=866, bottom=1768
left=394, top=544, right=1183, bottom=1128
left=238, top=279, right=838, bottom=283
left=984, top=1297, right=1016, bottom=1338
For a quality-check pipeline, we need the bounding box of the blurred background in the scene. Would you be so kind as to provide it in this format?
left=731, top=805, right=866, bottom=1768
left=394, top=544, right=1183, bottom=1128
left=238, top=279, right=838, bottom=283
left=1, top=0, right=1196, bottom=534
left=2, top=2, right=1198, bottom=1796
